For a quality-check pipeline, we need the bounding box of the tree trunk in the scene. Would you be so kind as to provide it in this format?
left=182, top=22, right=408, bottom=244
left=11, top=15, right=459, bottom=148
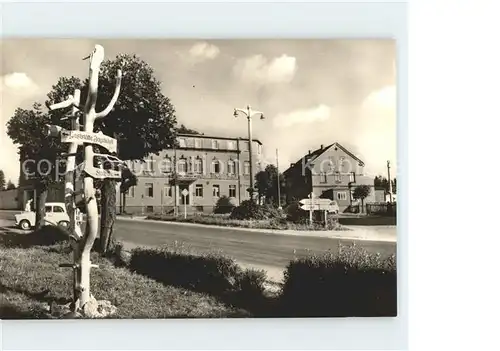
left=99, top=178, right=117, bottom=254
left=35, top=184, right=48, bottom=230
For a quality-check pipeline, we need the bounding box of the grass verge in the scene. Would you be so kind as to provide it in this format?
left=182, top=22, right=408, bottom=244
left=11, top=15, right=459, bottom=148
left=0, top=227, right=247, bottom=319
left=146, top=213, right=350, bottom=231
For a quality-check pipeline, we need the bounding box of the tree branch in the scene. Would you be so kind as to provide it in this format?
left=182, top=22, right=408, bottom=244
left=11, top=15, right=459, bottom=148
left=95, top=70, right=123, bottom=119
left=49, top=95, right=80, bottom=111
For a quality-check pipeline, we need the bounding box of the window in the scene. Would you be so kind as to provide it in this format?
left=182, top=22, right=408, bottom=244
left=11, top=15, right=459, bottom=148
left=320, top=173, right=327, bottom=183
left=178, top=158, right=187, bottom=173
left=194, top=138, right=202, bottom=148
left=148, top=155, right=155, bottom=172
left=53, top=206, right=65, bottom=213
left=194, top=158, right=203, bottom=174
left=145, top=183, right=154, bottom=197
left=337, top=192, right=347, bottom=201
left=229, top=185, right=236, bottom=198
left=349, top=172, right=356, bottom=183
left=243, top=161, right=250, bottom=175
left=334, top=172, right=341, bottom=182
left=227, top=160, right=235, bottom=174
left=179, top=138, right=186, bottom=148
left=163, top=185, right=171, bottom=197
left=45, top=206, right=52, bottom=213
left=212, top=139, right=219, bottom=149
left=212, top=184, right=220, bottom=197
left=212, top=160, right=221, bottom=174
left=195, top=184, right=203, bottom=197
left=162, top=157, right=172, bottom=173
left=257, top=144, right=262, bottom=154
left=227, top=140, right=236, bottom=150
left=146, top=206, right=154, bottom=213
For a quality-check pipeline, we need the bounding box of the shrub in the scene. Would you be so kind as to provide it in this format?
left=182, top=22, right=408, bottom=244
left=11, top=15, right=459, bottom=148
left=284, top=201, right=308, bottom=223
left=214, top=196, right=236, bottom=214
left=230, top=200, right=265, bottom=220
left=230, top=200, right=283, bottom=220
left=279, top=244, right=397, bottom=317
left=234, top=268, right=267, bottom=298
left=129, top=246, right=243, bottom=296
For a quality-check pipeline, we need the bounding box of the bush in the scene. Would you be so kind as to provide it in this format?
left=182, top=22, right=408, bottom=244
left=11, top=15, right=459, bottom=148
left=279, top=244, right=397, bottom=317
left=230, top=200, right=282, bottom=220
left=129, top=246, right=243, bottom=296
left=214, top=196, right=236, bottom=214
left=234, top=268, right=267, bottom=298
left=284, top=201, right=308, bottom=223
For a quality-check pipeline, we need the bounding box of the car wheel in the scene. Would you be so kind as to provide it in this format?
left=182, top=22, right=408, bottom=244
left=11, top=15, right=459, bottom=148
left=19, top=219, right=31, bottom=230
left=58, top=220, right=70, bottom=229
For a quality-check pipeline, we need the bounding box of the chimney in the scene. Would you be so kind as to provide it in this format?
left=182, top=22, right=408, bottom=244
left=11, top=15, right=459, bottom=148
left=308, top=150, right=311, bottom=155
left=320, top=144, right=324, bottom=150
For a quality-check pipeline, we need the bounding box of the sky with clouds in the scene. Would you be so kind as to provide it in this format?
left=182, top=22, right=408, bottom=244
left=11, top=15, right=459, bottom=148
left=1, top=39, right=396, bottom=185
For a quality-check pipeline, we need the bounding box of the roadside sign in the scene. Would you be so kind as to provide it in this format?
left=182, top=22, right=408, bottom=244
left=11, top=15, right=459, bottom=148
left=299, top=198, right=332, bottom=206
left=60, top=130, right=117, bottom=153
left=84, top=166, right=121, bottom=179
left=181, top=189, right=189, bottom=197
left=181, top=189, right=189, bottom=219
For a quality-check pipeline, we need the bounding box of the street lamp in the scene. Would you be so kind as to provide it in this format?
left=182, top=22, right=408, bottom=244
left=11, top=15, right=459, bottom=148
left=234, top=105, right=264, bottom=202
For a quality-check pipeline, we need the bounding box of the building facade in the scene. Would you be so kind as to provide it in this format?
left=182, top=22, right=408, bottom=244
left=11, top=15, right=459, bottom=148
left=120, top=134, right=263, bottom=214
left=283, top=142, right=383, bottom=212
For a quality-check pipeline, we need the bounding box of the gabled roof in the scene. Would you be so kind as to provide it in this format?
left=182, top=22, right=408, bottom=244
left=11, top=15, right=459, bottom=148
left=283, top=142, right=365, bottom=175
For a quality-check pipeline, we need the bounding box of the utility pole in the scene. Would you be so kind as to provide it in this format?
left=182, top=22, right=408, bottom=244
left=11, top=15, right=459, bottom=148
left=387, top=160, right=393, bottom=203
left=233, top=105, right=265, bottom=203
left=276, top=148, right=281, bottom=209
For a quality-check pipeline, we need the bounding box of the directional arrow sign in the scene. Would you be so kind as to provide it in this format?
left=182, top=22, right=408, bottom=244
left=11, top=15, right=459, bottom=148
left=299, top=198, right=332, bottom=206
left=299, top=199, right=337, bottom=211
left=60, top=130, right=117, bottom=153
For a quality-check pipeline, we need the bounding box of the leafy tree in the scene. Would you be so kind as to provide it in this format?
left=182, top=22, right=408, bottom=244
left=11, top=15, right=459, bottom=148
left=6, top=180, right=16, bottom=190
left=0, top=170, right=5, bottom=190
left=92, top=54, right=177, bottom=254
left=254, top=165, right=284, bottom=206
left=352, top=185, right=371, bottom=213
left=7, top=103, right=70, bottom=229
left=374, top=175, right=397, bottom=195
left=176, top=124, right=201, bottom=135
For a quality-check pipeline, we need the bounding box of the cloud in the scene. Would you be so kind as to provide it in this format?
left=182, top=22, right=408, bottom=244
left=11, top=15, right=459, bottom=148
left=1, top=72, right=40, bottom=185
left=0, top=72, right=38, bottom=92
left=353, top=85, right=397, bottom=176
left=233, top=54, right=297, bottom=85
left=273, top=104, right=331, bottom=128
left=187, top=42, right=220, bottom=63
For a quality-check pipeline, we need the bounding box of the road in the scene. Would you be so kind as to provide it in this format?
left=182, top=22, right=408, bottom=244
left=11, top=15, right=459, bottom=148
left=0, top=210, right=396, bottom=281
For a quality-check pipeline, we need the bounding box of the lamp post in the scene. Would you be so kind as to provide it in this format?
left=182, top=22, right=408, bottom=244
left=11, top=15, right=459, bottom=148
left=233, top=105, right=264, bottom=203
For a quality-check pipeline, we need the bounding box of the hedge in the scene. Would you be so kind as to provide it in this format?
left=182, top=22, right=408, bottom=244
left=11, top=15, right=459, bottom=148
left=128, top=245, right=267, bottom=302
left=279, top=244, right=397, bottom=317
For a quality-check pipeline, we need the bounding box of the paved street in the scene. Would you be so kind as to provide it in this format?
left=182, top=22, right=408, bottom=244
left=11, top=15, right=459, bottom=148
left=0, top=210, right=396, bottom=281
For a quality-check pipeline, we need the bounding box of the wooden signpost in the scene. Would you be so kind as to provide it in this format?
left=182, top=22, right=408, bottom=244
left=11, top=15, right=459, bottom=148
left=299, top=193, right=338, bottom=227
left=46, top=44, right=123, bottom=317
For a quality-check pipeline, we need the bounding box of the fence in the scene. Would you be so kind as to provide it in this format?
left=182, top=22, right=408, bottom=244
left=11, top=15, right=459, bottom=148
left=366, top=202, right=397, bottom=217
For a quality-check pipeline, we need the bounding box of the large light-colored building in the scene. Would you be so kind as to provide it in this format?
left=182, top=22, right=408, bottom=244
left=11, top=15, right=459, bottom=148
left=121, top=133, right=264, bottom=214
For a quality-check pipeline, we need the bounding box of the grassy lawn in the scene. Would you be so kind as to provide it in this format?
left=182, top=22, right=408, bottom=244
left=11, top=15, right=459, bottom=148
left=146, top=213, right=350, bottom=231
left=0, top=230, right=247, bottom=319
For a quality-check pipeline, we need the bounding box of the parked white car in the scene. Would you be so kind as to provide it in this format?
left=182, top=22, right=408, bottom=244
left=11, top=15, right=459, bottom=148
left=15, top=202, right=72, bottom=230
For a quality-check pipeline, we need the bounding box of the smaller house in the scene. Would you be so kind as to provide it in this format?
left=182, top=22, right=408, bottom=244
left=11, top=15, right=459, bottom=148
left=283, top=142, right=384, bottom=212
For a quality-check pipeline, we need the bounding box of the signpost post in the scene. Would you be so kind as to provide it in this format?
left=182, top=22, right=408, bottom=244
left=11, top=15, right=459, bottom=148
left=181, top=188, right=189, bottom=219
left=45, top=44, right=123, bottom=317
left=299, top=194, right=338, bottom=227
